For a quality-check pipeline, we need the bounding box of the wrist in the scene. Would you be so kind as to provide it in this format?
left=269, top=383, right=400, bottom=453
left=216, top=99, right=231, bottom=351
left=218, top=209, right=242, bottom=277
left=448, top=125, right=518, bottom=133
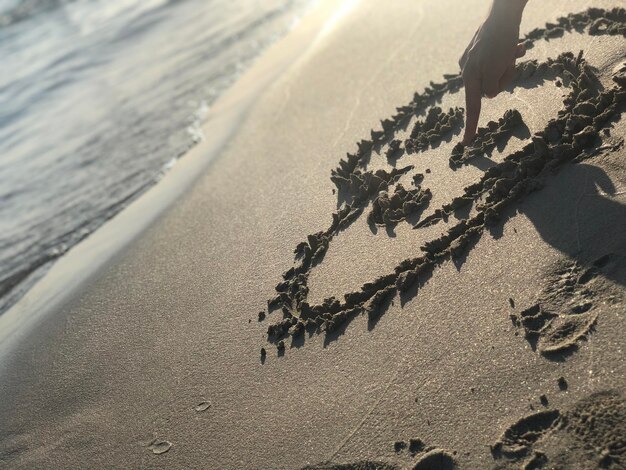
left=490, top=0, right=527, bottom=22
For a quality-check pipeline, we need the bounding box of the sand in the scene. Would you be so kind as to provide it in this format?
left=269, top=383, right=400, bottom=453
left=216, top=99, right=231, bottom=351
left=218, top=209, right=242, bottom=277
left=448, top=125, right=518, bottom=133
left=0, top=0, right=625, bottom=469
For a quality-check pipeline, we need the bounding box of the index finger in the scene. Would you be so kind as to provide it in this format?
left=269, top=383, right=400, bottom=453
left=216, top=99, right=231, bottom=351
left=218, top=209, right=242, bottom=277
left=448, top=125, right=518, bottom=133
left=462, top=75, right=482, bottom=145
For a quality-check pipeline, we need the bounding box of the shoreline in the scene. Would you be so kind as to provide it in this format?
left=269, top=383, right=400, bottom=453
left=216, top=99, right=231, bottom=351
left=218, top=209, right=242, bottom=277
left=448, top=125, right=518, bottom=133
left=0, top=0, right=320, bottom=320
left=0, top=0, right=344, bottom=358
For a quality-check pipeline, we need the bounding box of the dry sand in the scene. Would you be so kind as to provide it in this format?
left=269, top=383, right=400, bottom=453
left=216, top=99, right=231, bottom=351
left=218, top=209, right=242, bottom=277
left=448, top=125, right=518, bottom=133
left=0, top=1, right=625, bottom=469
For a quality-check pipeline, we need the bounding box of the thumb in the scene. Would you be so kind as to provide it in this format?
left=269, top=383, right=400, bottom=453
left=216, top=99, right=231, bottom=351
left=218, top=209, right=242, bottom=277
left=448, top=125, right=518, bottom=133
left=515, top=43, right=526, bottom=58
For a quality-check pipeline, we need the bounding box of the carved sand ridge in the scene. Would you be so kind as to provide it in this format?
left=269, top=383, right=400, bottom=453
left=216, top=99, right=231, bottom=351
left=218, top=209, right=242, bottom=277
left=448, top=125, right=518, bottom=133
left=261, top=8, right=626, bottom=351
left=450, top=109, right=525, bottom=167
left=367, top=183, right=431, bottom=228
left=405, top=106, right=465, bottom=154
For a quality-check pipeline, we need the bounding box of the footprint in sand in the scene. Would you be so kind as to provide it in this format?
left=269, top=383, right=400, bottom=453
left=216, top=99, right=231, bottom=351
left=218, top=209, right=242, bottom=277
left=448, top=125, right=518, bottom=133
left=490, top=409, right=561, bottom=459
left=491, top=389, right=626, bottom=469
left=411, top=449, right=456, bottom=470
left=301, top=436, right=457, bottom=470
left=261, top=8, right=626, bottom=351
left=511, top=253, right=624, bottom=356
left=300, top=448, right=456, bottom=470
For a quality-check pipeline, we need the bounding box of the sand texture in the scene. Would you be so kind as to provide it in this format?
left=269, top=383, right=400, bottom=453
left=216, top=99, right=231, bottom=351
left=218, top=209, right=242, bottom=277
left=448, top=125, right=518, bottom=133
left=0, top=1, right=625, bottom=469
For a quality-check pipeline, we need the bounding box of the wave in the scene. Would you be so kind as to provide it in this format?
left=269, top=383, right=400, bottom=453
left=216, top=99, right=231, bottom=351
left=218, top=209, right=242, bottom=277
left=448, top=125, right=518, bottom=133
left=0, top=0, right=70, bottom=27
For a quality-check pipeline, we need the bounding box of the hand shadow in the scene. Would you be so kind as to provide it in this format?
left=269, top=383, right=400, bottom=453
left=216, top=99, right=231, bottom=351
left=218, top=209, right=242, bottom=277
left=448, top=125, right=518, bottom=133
left=516, top=162, right=626, bottom=287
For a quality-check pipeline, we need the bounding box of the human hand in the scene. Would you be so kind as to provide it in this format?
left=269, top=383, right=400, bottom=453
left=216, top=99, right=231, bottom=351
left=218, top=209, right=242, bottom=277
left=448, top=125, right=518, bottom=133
left=459, top=0, right=528, bottom=144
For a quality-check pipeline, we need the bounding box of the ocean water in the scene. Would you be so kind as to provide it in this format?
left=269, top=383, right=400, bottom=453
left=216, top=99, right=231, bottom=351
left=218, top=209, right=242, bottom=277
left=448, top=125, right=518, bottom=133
left=0, top=0, right=315, bottom=314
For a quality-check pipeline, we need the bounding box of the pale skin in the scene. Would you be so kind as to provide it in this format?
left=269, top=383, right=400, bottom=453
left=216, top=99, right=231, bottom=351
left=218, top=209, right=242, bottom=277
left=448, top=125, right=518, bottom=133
left=459, top=0, right=529, bottom=144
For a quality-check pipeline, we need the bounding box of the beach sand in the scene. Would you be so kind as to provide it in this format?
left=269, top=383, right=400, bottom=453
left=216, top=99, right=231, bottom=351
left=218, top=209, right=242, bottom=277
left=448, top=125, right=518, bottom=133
left=0, top=0, right=625, bottom=469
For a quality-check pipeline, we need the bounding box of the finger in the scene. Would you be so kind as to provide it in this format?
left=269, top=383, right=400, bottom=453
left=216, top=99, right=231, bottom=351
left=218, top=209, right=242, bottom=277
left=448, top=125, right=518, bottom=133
left=462, top=74, right=482, bottom=145
left=499, top=62, right=517, bottom=91
left=515, top=43, right=526, bottom=58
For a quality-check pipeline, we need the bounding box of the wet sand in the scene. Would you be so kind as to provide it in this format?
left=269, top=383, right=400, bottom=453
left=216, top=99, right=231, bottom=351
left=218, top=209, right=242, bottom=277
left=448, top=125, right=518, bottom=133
left=0, top=1, right=625, bottom=469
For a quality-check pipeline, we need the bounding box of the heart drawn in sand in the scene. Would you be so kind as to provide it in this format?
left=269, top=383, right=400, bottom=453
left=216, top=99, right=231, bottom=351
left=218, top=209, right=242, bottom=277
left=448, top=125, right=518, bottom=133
left=262, top=8, right=626, bottom=356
